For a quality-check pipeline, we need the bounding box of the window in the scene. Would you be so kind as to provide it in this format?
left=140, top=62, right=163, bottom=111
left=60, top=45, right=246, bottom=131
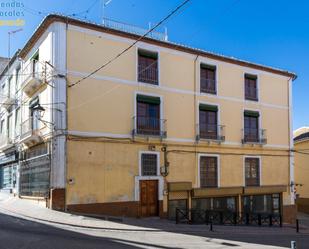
left=138, top=49, right=158, bottom=85
left=136, top=95, right=161, bottom=136
left=8, top=77, right=12, bottom=98
left=7, top=114, right=13, bottom=140
left=0, top=119, right=5, bottom=135
left=243, top=194, right=280, bottom=214
left=213, top=197, right=236, bottom=212
left=15, top=108, right=20, bottom=137
left=200, top=64, right=216, bottom=94
left=199, top=104, right=218, bottom=139
left=245, top=157, right=260, bottom=186
left=141, top=153, right=158, bottom=176
left=15, top=66, right=21, bottom=91
left=200, top=156, right=218, bottom=188
left=245, top=74, right=258, bottom=101
left=244, top=111, right=259, bottom=142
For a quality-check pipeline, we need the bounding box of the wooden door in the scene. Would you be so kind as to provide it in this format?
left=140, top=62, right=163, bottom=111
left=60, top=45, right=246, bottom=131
left=140, top=180, right=158, bottom=217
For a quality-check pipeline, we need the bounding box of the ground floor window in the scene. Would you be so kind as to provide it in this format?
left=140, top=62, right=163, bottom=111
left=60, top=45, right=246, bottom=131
left=168, top=199, right=187, bottom=220
left=192, top=196, right=237, bottom=212
left=242, top=194, right=281, bottom=214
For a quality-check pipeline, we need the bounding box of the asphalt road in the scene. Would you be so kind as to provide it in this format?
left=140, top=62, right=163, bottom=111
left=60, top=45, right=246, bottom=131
left=0, top=213, right=151, bottom=249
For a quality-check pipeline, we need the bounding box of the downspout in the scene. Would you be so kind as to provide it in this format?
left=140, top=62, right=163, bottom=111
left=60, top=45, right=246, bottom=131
left=287, top=76, right=295, bottom=205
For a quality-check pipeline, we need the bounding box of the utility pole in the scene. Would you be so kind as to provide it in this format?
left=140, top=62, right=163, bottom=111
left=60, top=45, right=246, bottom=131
left=8, top=28, right=23, bottom=59
left=102, top=0, right=112, bottom=25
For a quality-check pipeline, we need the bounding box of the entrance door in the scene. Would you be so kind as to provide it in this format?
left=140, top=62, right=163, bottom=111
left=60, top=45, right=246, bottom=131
left=140, top=180, right=158, bottom=217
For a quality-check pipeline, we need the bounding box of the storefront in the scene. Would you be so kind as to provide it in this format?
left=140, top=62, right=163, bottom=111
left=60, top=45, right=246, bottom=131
left=19, top=143, right=50, bottom=197
left=0, top=150, right=19, bottom=194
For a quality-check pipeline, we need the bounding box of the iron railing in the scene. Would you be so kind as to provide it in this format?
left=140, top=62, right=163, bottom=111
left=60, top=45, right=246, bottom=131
left=22, top=59, right=42, bottom=84
left=102, top=18, right=168, bottom=41
left=242, top=128, right=267, bottom=144
left=132, top=116, right=167, bottom=138
left=200, top=78, right=216, bottom=94
left=138, top=64, right=158, bottom=85
left=176, top=208, right=282, bottom=227
left=196, top=124, right=225, bottom=142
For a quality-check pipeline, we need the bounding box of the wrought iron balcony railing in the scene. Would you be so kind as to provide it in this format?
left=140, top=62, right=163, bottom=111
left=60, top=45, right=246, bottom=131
left=132, top=116, right=167, bottom=138
left=196, top=124, right=225, bottom=142
left=200, top=78, right=216, bottom=94
left=242, top=128, right=267, bottom=144
left=20, top=117, right=42, bottom=141
left=0, top=132, right=13, bottom=149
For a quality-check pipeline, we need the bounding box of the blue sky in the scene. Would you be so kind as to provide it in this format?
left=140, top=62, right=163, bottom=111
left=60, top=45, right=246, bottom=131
left=0, top=0, right=308, bottom=130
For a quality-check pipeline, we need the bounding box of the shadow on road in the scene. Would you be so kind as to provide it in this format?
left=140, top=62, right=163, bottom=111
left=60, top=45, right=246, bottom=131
left=0, top=213, right=182, bottom=249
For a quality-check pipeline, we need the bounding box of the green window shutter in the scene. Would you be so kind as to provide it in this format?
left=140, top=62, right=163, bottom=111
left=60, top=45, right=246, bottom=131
left=199, top=104, right=218, bottom=112
left=138, top=49, right=158, bottom=59
left=244, top=110, right=259, bottom=117
left=245, top=73, right=257, bottom=80
left=137, top=95, right=160, bottom=105
left=201, top=64, right=216, bottom=71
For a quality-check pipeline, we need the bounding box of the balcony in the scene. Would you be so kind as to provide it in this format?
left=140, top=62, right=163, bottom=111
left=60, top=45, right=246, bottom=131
left=20, top=118, right=43, bottom=146
left=0, top=133, right=13, bottom=151
left=132, top=116, right=167, bottom=139
left=0, top=89, right=15, bottom=108
left=242, top=128, right=267, bottom=145
left=138, top=64, right=158, bottom=85
left=200, top=78, right=216, bottom=94
left=21, top=60, right=46, bottom=96
left=196, top=124, right=225, bottom=143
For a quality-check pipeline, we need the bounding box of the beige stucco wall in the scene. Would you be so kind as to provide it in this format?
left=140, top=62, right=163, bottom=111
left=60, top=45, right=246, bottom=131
left=65, top=26, right=292, bottom=208
left=295, top=140, right=309, bottom=198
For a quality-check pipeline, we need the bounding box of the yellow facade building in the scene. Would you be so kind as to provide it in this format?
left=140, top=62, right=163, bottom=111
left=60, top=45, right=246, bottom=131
left=294, top=127, right=309, bottom=213
left=0, top=15, right=297, bottom=223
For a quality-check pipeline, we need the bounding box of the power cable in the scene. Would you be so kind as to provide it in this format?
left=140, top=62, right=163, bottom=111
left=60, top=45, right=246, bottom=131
left=68, top=0, right=191, bottom=88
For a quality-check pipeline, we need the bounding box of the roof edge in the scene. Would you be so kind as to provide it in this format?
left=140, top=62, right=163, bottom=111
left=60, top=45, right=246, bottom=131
left=19, top=14, right=297, bottom=80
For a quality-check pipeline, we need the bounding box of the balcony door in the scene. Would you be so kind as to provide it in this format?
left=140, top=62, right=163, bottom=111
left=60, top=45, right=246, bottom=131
left=244, top=111, right=259, bottom=142
left=30, top=98, right=40, bottom=132
left=136, top=95, right=160, bottom=136
left=199, top=104, right=218, bottom=139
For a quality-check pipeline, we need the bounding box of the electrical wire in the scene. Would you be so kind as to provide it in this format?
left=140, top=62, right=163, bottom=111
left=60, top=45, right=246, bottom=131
left=68, top=0, right=191, bottom=88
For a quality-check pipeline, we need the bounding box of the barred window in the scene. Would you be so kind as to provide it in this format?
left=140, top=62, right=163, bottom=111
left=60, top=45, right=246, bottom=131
left=141, top=153, right=157, bottom=176
left=245, top=158, right=260, bottom=186
left=200, top=156, right=218, bottom=188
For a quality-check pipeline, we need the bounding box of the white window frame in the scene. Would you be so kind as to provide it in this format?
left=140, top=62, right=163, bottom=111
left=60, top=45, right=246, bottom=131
left=242, top=108, right=262, bottom=141
left=197, top=153, right=220, bottom=188
left=244, top=72, right=260, bottom=103
left=136, top=46, right=160, bottom=86
left=197, top=101, right=221, bottom=139
left=133, top=91, right=164, bottom=135
left=198, top=61, right=219, bottom=96
left=243, top=156, right=262, bottom=187
left=134, top=150, right=163, bottom=201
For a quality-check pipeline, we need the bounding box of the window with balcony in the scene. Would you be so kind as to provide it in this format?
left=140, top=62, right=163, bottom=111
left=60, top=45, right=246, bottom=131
left=7, top=114, right=13, bottom=141
left=134, top=95, right=166, bottom=137
left=15, top=107, right=20, bottom=137
left=200, top=156, right=218, bottom=188
left=243, top=111, right=259, bottom=143
left=200, top=64, right=216, bottom=94
left=199, top=104, right=220, bottom=140
left=15, top=66, right=21, bottom=91
left=141, top=153, right=158, bottom=176
left=245, top=157, right=260, bottom=186
left=138, top=49, right=158, bottom=85
left=245, top=74, right=258, bottom=101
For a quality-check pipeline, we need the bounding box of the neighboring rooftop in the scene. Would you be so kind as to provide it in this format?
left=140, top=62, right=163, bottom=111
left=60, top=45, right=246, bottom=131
left=294, top=127, right=309, bottom=143
left=19, top=14, right=297, bottom=80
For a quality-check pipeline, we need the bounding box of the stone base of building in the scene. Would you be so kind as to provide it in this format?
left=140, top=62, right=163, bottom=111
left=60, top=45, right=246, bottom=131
left=296, top=198, right=309, bottom=214
left=50, top=188, right=65, bottom=211
left=283, top=204, right=297, bottom=224
left=67, top=200, right=165, bottom=218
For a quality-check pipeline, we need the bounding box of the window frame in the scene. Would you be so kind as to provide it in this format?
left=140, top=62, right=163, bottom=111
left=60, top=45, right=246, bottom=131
left=243, top=109, right=261, bottom=143
left=243, top=156, right=262, bottom=187
left=198, top=154, right=220, bottom=188
left=136, top=47, right=160, bottom=86
left=244, top=73, right=259, bottom=102
left=200, top=63, right=217, bottom=95
left=138, top=151, right=160, bottom=177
